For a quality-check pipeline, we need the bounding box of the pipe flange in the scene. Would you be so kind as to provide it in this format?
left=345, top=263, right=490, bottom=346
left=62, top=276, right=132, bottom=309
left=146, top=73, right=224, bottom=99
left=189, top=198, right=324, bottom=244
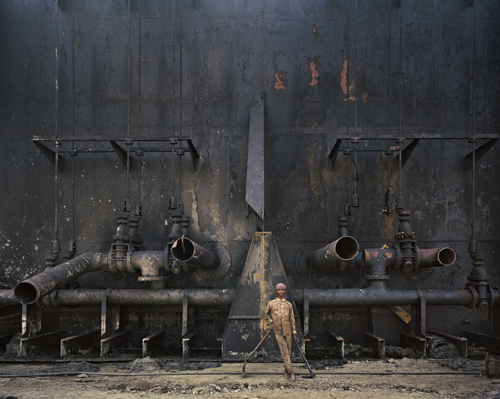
left=126, top=251, right=135, bottom=274
left=415, top=245, right=421, bottom=270
left=50, top=290, right=60, bottom=309
left=107, top=251, right=117, bottom=273
left=393, top=244, right=401, bottom=270
left=466, top=286, right=477, bottom=309
left=365, top=274, right=389, bottom=281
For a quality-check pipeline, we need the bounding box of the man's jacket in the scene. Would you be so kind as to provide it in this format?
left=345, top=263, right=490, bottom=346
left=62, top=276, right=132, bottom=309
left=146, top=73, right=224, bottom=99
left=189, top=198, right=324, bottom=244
left=265, top=297, right=297, bottom=336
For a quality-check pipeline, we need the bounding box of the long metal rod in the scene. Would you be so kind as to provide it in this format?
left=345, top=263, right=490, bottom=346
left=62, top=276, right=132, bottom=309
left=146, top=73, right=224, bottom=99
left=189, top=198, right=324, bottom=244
left=31, top=132, right=498, bottom=142
left=0, top=371, right=483, bottom=378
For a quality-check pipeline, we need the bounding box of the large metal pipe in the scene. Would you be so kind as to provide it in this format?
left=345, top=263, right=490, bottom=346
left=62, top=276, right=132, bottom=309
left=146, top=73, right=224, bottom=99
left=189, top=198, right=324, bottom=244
left=418, top=247, right=456, bottom=268
left=35, top=288, right=235, bottom=307
left=171, top=237, right=220, bottom=269
left=14, top=252, right=103, bottom=304
left=293, top=288, right=474, bottom=307
left=4, top=286, right=491, bottom=309
left=306, top=236, right=359, bottom=269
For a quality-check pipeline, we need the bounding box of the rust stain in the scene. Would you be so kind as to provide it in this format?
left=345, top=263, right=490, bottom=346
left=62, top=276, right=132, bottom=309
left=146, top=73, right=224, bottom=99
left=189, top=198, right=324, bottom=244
left=373, top=250, right=379, bottom=257
left=307, top=141, right=322, bottom=208
left=312, top=120, right=318, bottom=127
left=340, top=59, right=356, bottom=101
left=273, top=71, right=285, bottom=90
left=312, top=24, right=319, bottom=37
left=58, top=189, right=63, bottom=198
left=309, top=60, right=320, bottom=86
left=386, top=251, right=393, bottom=258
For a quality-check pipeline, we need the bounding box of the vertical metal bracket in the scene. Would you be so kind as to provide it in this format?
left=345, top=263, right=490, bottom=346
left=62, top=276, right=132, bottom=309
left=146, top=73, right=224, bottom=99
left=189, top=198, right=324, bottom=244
left=413, top=289, right=426, bottom=337
left=303, top=288, right=309, bottom=337
left=21, top=303, right=42, bottom=338
left=101, top=289, right=120, bottom=338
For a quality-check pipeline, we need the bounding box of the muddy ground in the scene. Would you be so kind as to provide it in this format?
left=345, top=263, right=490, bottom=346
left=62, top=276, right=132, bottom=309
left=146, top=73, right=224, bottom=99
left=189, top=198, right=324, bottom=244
left=0, top=355, right=499, bottom=399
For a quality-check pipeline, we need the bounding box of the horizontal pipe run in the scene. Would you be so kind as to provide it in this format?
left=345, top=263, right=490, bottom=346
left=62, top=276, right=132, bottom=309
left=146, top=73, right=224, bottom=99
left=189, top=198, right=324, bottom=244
left=34, top=289, right=236, bottom=307
left=294, top=288, right=473, bottom=307
left=0, top=289, right=18, bottom=305
left=14, top=252, right=103, bottom=304
left=2, top=287, right=488, bottom=308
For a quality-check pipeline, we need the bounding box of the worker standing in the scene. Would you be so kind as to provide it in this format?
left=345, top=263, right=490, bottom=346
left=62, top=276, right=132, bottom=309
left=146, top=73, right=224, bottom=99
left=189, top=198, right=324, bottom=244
left=265, top=283, right=299, bottom=381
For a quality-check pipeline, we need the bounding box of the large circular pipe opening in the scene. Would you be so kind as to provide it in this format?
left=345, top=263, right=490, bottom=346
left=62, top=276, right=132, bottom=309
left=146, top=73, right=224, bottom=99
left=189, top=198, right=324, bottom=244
left=14, top=282, right=38, bottom=304
left=438, top=247, right=456, bottom=266
left=172, top=238, right=195, bottom=261
left=335, top=236, right=359, bottom=261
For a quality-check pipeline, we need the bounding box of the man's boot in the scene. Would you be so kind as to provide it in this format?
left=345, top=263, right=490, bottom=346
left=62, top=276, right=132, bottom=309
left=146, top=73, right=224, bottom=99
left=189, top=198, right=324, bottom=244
left=289, top=371, right=295, bottom=382
left=284, top=367, right=290, bottom=380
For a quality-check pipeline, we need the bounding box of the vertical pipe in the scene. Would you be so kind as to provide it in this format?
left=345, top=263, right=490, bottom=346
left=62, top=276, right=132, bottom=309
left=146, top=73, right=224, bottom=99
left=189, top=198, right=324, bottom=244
left=387, top=0, right=391, bottom=138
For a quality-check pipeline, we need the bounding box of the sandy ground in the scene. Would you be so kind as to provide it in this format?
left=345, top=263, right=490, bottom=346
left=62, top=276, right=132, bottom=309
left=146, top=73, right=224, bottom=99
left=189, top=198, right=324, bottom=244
left=0, top=357, right=499, bottom=399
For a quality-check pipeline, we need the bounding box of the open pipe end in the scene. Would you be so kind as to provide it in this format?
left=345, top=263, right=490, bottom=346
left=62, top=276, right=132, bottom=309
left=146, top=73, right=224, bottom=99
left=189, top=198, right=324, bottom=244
left=438, top=247, right=456, bottom=266
left=172, top=238, right=195, bottom=261
left=334, top=236, right=360, bottom=262
left=14, top=282, right=39, bottom=304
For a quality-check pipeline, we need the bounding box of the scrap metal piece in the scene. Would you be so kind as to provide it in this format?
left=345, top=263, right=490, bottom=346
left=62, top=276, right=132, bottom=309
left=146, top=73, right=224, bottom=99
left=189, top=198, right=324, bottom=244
left=246, top=97, right=265, bottom=222
left=427, top=330, right=468, bottom=357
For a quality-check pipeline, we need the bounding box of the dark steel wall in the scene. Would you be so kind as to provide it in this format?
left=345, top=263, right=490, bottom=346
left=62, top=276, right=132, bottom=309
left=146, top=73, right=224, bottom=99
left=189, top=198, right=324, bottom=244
left=1, top=0, right=499, bottom=346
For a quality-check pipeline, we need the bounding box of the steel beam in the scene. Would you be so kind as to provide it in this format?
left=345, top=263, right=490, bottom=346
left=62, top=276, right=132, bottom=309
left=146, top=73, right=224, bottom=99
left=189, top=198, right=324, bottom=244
left=363, top=331, right=385, bottom=359
left=61, top=330, right=100, bottom=357
left=328, top=329, right=345, bottom=359
left=142, top=330, right=166, bottom=357
left=463, top=331, right=500, bottom=352
left=20, top=330, right=66, bottom=357
left=401, top=331, right=427, bottom=356
left=100, top=331, right=130, bottom=358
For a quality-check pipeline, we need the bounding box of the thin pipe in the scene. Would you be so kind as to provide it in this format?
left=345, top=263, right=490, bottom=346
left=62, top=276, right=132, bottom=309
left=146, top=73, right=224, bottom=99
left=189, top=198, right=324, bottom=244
left=0, top=371, right=483, bottom=378
left=387, top=0, right=391, bottom=139
left=353, top=0, right=358, bottom=137
left=127, top=0, right=131, bottom=141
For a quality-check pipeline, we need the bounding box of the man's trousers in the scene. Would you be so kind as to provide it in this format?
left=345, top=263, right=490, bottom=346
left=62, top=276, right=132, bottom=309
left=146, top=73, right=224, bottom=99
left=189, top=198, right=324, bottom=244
left=275, top=333, right=293, bottom=372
